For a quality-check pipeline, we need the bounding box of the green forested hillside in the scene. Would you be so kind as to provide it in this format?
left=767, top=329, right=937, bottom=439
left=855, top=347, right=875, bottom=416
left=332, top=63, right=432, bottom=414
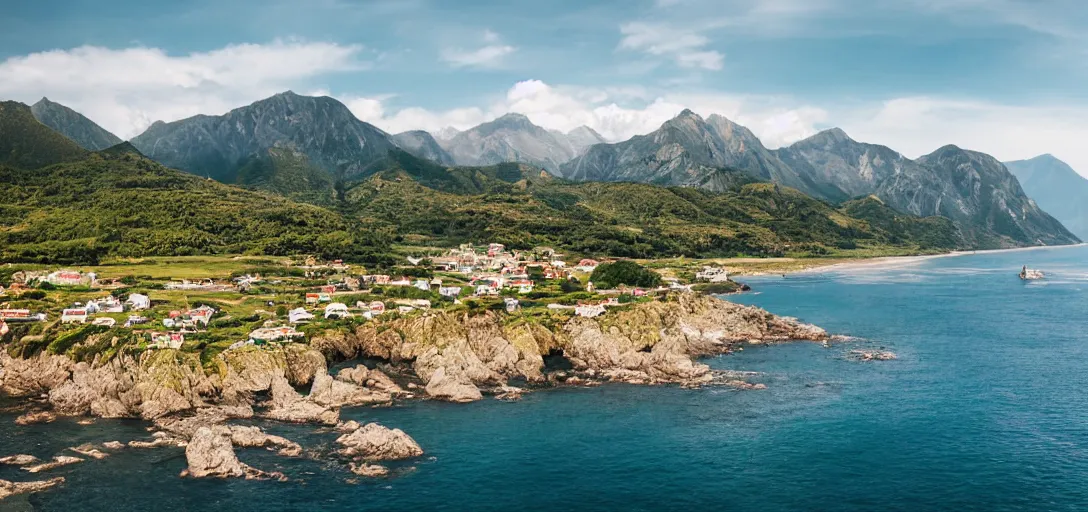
left=342, top=151, right=964, bottom=258
left=0, top=149, right=391, bottom=264
left=0, top=101, right=89, bottom=169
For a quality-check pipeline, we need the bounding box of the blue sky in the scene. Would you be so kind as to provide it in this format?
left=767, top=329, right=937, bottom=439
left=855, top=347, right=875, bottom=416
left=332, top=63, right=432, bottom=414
left=3, top=0, right=1088, bottom=173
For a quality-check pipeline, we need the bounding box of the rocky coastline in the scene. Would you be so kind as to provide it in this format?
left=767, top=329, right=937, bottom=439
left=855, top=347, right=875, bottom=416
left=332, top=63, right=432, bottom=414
left=0, top=293, right=827, bottom=498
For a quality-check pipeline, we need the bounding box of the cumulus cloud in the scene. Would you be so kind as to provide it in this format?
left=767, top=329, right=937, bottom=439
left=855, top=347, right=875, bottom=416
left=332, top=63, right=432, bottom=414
left=440, top=30, right=516, bottom=68
left=841, top=97, right=1088, bottom=174
left=0, top=40, right=364, bottom=138
left=618, top=22, right=724, bottom=70
left=336, top=78, right=823, bottom=145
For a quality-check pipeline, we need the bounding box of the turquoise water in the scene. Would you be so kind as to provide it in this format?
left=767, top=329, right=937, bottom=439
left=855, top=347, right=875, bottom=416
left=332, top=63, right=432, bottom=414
left=4, top=246, right=1088, bottom=511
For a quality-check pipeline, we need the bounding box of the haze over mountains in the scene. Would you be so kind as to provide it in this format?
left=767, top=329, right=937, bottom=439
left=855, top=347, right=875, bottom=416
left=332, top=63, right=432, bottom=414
left=5, top=91, right=1081, bottom=250
left=1005, top=155, right=1088, bottom=240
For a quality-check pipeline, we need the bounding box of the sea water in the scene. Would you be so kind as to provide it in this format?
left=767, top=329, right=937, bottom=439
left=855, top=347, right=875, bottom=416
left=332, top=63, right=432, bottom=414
left=4, top=246, right=1088, bottom=511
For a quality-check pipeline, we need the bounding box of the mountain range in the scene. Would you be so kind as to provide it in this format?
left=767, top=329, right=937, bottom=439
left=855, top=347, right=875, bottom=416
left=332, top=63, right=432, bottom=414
left=0, top=100, right=964, bottom=265
left=6, top=92, right=1081, bottom=251
left=1005, top=155, right=1088, bottom=240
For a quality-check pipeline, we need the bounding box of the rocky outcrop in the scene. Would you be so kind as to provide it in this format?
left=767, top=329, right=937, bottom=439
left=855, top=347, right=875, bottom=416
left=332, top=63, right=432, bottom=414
left=1, top=352, right=72, bottom=397
left=0, top=477, right=65, bottom=501
left=424, top=367, right=483, bottom=403
left=848, top=350, right=897, bottom=361
left=23, top=456, right=82, bottom=473
left=336, top=423, right=423, bottom=460
left=264, top=375, right=339, bottom=425
left=228, top=425, right=302, bottom=457
left=0, top=455, right=40, bottom=466
left=15, top=410, right=56, bottom=425
left=69, top=444, right=108, bottom=459
left=336, top=365, right=404, bottom=395
left=350, top=463, right=390, bottom=477
left=181, top=426, right=285, bottom=481
left=308, top=370, right=390, bottom=408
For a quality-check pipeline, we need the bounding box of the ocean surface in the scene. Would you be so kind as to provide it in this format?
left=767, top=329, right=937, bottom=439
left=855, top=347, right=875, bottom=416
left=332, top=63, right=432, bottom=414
left=4, top=246, right=1088, bottom=511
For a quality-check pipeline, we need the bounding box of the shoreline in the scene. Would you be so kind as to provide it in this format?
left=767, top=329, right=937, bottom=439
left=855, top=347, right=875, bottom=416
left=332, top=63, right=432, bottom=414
left=776, top=243, right=1088, bottom=277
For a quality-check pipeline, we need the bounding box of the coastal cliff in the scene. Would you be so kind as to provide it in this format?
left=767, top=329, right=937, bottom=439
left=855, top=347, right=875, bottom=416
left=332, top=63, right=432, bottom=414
left=0, top=293, right=826, bottom=490
left=1, top=294, right=825, bottom=419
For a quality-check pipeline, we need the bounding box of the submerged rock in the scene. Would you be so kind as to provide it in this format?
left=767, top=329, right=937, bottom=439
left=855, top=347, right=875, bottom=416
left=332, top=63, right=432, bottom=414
left=69, top=444, right=109, bottom=460
left=181, top=426, right=285, bottom=481
left=0, top=455, right=39, bottom=466
left=0, top=477, right=65, bottom=501
left=336, top=423, right=423, bottom=461
left=15, top=410, right=57, bottom=425
left=102, top=441, right=125, bottom=450
left=849, top=350, right=897, bottom=361
left=23, top=456, right=82, bottom=473
left=128, top=432, right=186, bottom=449
left=349, top=463, right=390, bottom=477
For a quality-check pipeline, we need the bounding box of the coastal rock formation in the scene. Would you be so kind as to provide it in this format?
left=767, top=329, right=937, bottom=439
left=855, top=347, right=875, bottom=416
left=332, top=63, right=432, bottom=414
left=128, top=432, right=186, bottom=449
left=15, top=410, right=57, bottom=425
left=0, top=477, right=65, bottom=501
left=1, top=352, right=72, bottom=397
left=424, top=367, right=483, bottom=403
left=23, top=456, right=82, bottom=473
left=336, top=423, right=423, bottom=460
left=350, top=463, right=390, bottom=478
left=0, top=455, right=40, bottom=466
left=308, top=370, right=390, bottom=408
left=264, top=375, right=339, bottom=425
left=69, top=444, right=109, bottom=459
left=336, top=365, right=404, bottom=395
left=849, top=350, right=897, bottom=361
left=229, top=425, right=303, bottom=457
left=182, top=426, right=285, bottom=481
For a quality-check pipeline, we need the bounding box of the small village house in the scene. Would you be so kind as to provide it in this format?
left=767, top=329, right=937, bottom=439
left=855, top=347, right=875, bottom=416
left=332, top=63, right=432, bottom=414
left=61, top=308, right=89, bottom=324
left=288, top=308, right=316, bottom=324
left=126, top=294, right=151, bottom=311
left=324, top=303, right=352, bottom=319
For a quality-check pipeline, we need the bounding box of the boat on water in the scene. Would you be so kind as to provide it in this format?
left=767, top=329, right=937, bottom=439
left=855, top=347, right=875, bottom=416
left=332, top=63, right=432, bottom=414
left=1019, top=266, right=1045, bottom=280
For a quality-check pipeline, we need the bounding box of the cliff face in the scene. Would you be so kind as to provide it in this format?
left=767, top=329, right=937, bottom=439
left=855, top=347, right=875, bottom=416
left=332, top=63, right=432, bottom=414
left=0, top=294, right=826, bottom=419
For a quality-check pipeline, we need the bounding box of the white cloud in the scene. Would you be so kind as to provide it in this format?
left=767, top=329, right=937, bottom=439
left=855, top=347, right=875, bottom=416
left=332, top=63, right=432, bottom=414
left=840, top=97, right=1088, bottom=175
left=0, top=40, right=364, bottom=139
left=619, top=22, right=724, bottom=70
left=341, top=80, right=1088, bottom=177
left=440, top=30, right=517, bottom=68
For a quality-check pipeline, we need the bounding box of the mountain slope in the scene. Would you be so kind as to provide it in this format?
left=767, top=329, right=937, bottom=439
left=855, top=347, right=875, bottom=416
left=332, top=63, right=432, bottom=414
left=1004, top=155, right=1088, bottom=240
left=392, top=130, right=455, bottom=166
left=30, top=98, right=122, bottom=151
left=561, top=126, right=607, bottom=155
left=440, top=113, right=575, bottom=173
left=560, top=110, right=818, bottom=195
left=130, top=91, right=396, bottom=183
left=0, top=100, right=89, bottom=169
left=0, top=149, right=389, bottom=265
left=344, top=151, right=961, bottom=257
left=913, top=146, right=1076, bottom=247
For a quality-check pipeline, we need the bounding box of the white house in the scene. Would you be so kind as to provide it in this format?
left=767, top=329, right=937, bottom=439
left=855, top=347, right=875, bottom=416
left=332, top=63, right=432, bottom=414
left=504, top=297, right=520, bottom=313
left=439, top=286, right=463, bottom=298
left=695, top=266, right=729, bottom=283
left=126, top=294, right=151, bottom=311
left=288, top=308, right=316, bottom=324
left=324, top=303, right=353, bottom=319
left=92, top=317, right=117, bottom=327
left=413, top=279, right=430, bottom=291
left=61, top=308, right=89, bottom=324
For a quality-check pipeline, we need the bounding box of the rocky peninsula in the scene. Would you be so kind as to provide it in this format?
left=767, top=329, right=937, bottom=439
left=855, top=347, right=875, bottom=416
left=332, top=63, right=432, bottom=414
left=0, top=293, right=826, bottom=498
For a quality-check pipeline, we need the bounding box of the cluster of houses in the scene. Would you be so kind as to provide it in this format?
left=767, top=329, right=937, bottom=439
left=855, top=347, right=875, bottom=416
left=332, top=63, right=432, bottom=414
left=59, top=294, right=151, bottom=325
